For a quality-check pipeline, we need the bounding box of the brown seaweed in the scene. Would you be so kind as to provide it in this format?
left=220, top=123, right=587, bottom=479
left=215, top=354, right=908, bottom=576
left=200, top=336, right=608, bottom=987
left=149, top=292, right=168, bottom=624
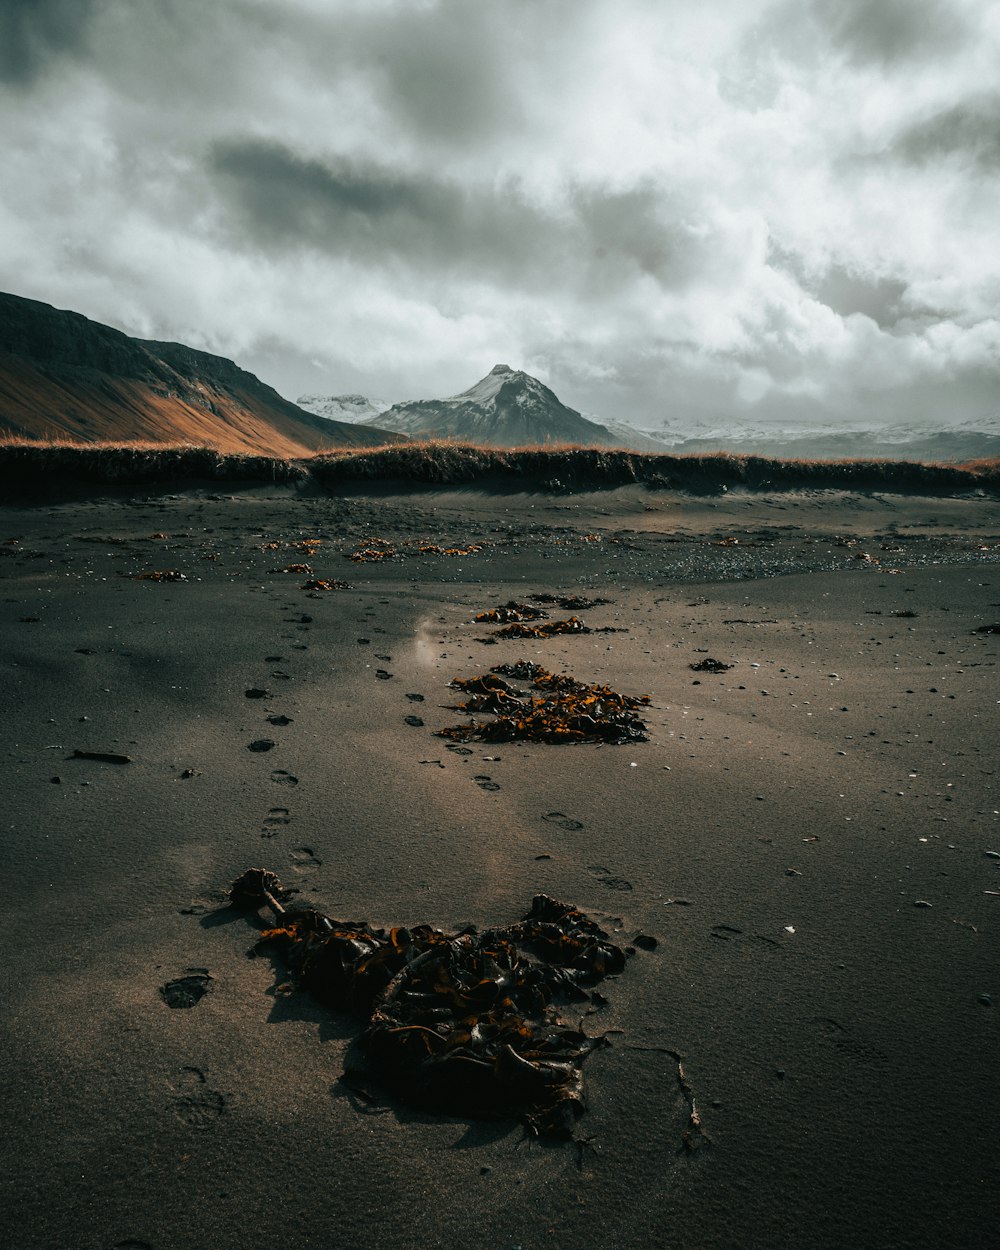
left=439, top=663, right=650, bottom=745
left=134, top=569, right=186, bottom=582
left=418, top=543, right=484, bottom=556
left=493, top=616, right=591, bottom=639
left=347, top=539, right=397, bottom=563
left=530, top=594, right=613, bottom=610
left=301, top=578, right=352, bottom=591
left=689, top=657, right=733, bottom=673
left=474, top=602, right=548, bottom=624
left=227, top=871, right=631, bottom=1136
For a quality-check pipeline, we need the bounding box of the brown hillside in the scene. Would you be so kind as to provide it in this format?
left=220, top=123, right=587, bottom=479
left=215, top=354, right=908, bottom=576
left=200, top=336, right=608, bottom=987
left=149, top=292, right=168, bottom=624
left=0, top=292, right=400, bottom=455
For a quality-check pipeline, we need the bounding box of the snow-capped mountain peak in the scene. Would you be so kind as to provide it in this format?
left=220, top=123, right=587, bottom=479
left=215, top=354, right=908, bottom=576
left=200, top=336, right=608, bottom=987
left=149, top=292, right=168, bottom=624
left=296, top=393, right=392, bottom=424
left=370, top=365, right=622, bottom=447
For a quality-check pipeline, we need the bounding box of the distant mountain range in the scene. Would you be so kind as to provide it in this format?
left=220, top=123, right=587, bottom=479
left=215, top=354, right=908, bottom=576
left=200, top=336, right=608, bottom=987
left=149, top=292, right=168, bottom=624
left=0, top=293, right=400, bottom=455
left=639, top=418, right=1000, bottom=462
left=3, top=290, right=995, bottom=462
left=300, top=367, right=1000, bottom=462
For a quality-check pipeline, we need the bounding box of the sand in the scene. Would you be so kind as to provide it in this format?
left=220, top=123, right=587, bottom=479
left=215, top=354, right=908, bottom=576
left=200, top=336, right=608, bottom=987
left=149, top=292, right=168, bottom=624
left=2, top=483, right=999, bottom=1250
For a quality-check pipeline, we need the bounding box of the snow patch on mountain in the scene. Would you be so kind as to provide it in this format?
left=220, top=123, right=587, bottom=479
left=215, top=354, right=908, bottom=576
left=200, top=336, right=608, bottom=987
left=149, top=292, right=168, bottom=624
left=297, top=393, right=392, bottom=424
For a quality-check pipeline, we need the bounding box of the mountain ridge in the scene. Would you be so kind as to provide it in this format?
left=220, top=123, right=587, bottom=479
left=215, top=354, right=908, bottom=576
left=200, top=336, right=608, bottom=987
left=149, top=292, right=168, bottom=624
left=301, top=363, right=627, bottom=449
left=0, top=292, right=400, bottom=455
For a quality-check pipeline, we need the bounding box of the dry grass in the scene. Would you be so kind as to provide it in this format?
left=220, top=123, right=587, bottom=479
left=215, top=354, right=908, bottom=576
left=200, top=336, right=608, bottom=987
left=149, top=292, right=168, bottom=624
left=1, top=436, right=997, bottom=497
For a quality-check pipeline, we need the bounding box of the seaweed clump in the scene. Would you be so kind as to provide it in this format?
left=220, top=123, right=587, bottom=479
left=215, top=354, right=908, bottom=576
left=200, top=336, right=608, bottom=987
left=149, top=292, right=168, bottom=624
left=441, top=663, right=650, bottom=745
left=689, top=657, right=733, bottom=673
left=474, top=602, right=548, bottom=624
left=227, top=869, right=630, bottom=1136
left=492, top=616, right=591, bottom=639
left=301, top=578, right=351, bottom=592
left=530, top=594, right=613, bottom=610
left=134, top=569, right=186, bottom=582
left=347, top=539, right=397, bottom=563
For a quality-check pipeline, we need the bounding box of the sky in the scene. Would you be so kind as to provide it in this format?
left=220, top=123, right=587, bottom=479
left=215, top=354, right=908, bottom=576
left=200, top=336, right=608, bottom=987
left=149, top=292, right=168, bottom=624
left=1, top=0, right=998, bottom=431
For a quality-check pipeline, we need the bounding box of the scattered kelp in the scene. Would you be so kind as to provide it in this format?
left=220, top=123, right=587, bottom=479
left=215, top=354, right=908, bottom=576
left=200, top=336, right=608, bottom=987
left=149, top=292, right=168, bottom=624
left=301, top=578, right=352, bottom=591
left=689, top=658, right=733, bottom=673
left=491, top=661, right=546, bottom=681
left=262, top=539, right=322, bottom=556
left=493, top=616, right=591, bottom=639
left=418, top=543, right=484, bottom=556
left=346, top=538, right=397, bottom=562
left=530, top=594, right=613, bottom=610
left=271, top=562, right=313, bottom=574
left=134, top=569, right=186, bottom=582
left=440, top=663, right=650, bottom=745
left=227, top=869, right=632, bottom=1136
left=474, top=602, right=548, bottom=624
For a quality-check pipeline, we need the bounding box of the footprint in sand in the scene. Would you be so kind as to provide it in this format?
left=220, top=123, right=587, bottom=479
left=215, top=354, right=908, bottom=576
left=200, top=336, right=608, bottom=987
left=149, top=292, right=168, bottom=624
left=261, top=807, right=291, bottom=838
left=114, top=1241, right=153, bottom=1249
left=271, top=770, right=298, bottom=785
left=248, top=739, right=276, bottom=752
left=267, top=714, right=293, bottom=726
left=406, top=693, right=425, bottom=702
left=473, top=775, right=501, bottom=791
left=289, top=846, right=321, bottom=874
left=171, top=1067, right=226, bottom=1130
left=587, top=865, right=634, bottom=891
left=814, top=1017, right=889, bottom=1070
left=404, top=715, right=424, bottom=727
left=542, top=811, right=583, bottom=831
left=446, top=744, right=473, bottom=756
left=375, top=669, right=393, bottom=680
left=160, top=970, right=212, bottom=1009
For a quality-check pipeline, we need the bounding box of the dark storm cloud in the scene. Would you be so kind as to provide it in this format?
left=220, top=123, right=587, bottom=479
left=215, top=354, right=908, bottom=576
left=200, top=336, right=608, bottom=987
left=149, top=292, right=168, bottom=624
left=0, top=0, right=99, bottom=87
left=749, top=0, right=970, bottom=74
left=354, top=0, right=527, bottom=147
left=819, top=0, right=969, bottom=65
left=893, top=95, right=1000, bottom=169
left=209, top=137, right=546, bottom=275
left=209, top=137, right=707, bottom=295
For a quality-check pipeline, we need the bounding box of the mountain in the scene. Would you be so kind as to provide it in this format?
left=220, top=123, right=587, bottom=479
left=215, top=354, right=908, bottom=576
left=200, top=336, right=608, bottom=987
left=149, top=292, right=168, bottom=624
left=296, top=393, right=392, bottom=425
left=639, top=416, right=1000, bottom=462
left=368, top=364, right=625, bottom=447
left=0, top=292, right=400, bottom=455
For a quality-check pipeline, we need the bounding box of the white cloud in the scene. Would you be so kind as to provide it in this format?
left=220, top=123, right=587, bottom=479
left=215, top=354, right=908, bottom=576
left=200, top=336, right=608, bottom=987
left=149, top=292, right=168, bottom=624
left=0, top=0, right=998, bottom=426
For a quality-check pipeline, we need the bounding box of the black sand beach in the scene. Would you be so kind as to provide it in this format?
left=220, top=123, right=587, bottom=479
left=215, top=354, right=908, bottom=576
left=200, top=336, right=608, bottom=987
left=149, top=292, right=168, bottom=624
left=3, top=483, right=1000, bottom=1249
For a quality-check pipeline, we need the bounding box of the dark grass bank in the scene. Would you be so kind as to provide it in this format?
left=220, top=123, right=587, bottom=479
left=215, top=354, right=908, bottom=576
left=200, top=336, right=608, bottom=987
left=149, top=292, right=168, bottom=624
left=1, top=438, right=998, bottom=500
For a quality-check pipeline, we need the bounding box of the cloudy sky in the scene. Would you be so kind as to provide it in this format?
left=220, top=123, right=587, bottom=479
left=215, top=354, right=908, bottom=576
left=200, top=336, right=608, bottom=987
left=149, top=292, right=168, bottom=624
left=1, top=0, right=998, bottom=429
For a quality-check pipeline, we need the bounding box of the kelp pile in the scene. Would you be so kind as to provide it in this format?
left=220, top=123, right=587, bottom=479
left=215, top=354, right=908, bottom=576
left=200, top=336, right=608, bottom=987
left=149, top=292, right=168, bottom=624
left=441, top=663, right=650, bottom=745
left=301, top=577, right=352, bottom=592
left=134, top=569, right=186, bottom=582
left=689, top=657, right=733, bottom=673
left=530, top=593, right=612, bottom=611
left=228, top=869, right=631, bottom=1136
left=474, top=602, right=548, bottom=624
left=347, top=539, right=397, bottom=563
left=418, top=543, right=484, bottom=557
left=261, top=539, right=323, bottom=556
left=493, top=616, right=592, bottom=639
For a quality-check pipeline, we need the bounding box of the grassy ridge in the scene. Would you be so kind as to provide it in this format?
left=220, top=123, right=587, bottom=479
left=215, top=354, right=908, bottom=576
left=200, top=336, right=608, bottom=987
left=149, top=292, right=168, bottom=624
left=1, top=437, right=998, bottom=497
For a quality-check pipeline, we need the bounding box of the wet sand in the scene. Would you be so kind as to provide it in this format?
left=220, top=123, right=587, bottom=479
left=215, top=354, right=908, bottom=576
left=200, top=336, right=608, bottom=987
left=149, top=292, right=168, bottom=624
left=2, top=484, right=1000, bottom=1250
